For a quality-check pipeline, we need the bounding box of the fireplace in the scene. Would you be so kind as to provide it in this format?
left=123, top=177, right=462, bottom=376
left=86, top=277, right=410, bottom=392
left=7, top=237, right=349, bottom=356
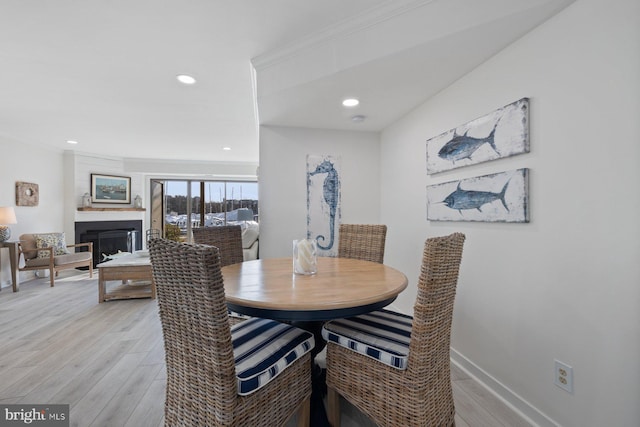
left=75, top=220, right=143, bottom=267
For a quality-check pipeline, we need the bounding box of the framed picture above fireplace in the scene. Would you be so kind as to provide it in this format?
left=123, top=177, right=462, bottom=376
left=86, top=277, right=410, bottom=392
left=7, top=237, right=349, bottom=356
left=91, top=174, right=131, bottom=204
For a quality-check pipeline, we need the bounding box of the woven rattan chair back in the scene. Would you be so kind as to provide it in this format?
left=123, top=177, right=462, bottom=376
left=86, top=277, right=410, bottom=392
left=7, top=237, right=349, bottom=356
left=149, top=239, right=312, bottom=426
left=149, top=239, right=236, bottom=425
left=325, top=232, right=466, bottom=427
left=192, top=225, right=244, bottom=267
left=337, top=224, right=387, bottom=264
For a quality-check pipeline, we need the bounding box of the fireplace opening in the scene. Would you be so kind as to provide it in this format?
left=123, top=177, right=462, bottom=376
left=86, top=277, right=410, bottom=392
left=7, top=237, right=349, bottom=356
left=75, top=220, right=143, bottom=267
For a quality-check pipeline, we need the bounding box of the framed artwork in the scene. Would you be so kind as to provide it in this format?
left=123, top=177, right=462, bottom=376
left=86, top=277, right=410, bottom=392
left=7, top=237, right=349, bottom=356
left=426, top=98, right=529, bottom=174
left=427, top=168, right=529, bottom=222
left=91, top=174, right=131, bottom=204
left=307, top=155, right=341, bottom=257
left=15, top=181, right=39, bottom=206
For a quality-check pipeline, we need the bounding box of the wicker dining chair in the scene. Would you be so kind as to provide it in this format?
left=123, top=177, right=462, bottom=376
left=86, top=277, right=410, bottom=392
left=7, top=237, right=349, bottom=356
left=192, top=225, right=247, bottom=325
left=149, top=239, right=314, bottom=427
left=322, top=232, right=466, bottom=427
left=337, top=224, right=387, bottom=264
left=192, top=225, right=244, bottom=267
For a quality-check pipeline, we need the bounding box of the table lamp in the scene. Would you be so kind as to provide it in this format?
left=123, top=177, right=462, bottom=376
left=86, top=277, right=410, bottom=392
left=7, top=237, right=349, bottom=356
left=0, top=206, right=17, bottom=242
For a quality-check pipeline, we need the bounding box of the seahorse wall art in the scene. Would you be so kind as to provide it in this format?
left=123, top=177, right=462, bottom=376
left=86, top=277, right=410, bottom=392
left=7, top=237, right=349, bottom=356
left=426, top=98, right=529, bottom=174
left=426, top=168, right=529, bottom=223
left=307, top=155, right=341, bottom=256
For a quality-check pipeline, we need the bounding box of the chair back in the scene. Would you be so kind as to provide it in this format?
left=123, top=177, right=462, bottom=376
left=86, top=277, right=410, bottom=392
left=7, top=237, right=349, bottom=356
left=338, top=224, right=387, bottom=264
left=145, top=228, right=161, bottom=246
left=408, top=232, right=465, bottom=374
left=149, top=239, right=237, bottom=424
left=18, top=234, right=40, bottom=260
left=192, top=225, right=244, bottom=267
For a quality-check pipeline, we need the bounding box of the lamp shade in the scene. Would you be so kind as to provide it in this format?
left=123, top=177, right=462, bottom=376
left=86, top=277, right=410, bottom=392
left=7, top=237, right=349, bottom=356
left=236, top=209, right=253, bottom=221
left=0, top=207, right=17, bottom=224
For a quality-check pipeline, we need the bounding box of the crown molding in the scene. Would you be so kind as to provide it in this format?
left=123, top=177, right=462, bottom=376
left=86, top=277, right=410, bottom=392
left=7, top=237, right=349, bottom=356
left=251, top=0, right=576, bottom=99
left=251, top=0, right=434, bottom=71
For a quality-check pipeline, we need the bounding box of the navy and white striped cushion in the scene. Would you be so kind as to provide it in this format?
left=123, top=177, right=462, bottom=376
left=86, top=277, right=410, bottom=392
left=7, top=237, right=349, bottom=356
left=231, top=317, right=315, bottom=395
left=322, top=309, right=412, bottom=370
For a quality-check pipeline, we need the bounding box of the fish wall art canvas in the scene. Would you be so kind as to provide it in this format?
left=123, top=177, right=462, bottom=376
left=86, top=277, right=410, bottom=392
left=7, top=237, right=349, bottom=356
left=427, top=168, right=529, bottom=222
left=426, top=98, right=529, bottom=174
left=307, top=155, right=342, bottom=257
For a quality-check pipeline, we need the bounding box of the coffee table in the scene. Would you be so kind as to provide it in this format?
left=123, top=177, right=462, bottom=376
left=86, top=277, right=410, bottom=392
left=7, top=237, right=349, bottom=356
left=97, top=253, right=156, bottom=303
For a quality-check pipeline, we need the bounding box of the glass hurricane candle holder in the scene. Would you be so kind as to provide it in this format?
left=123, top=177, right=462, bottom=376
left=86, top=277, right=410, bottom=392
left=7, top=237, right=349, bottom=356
left=293, top=238, right=317, bottom=275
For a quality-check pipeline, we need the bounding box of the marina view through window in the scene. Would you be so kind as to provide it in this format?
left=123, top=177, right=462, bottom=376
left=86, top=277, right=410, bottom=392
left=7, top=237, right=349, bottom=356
left=154, top=180, right=258, bottom=243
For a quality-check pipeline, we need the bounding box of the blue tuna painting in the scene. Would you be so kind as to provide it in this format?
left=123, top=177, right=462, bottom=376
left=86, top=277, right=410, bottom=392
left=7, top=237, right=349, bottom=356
left=442, top=180, right=510, bottom=213
left=437, top=119, right=500, bottom=163
left=427, top=169, right=529, bottom=223
left=427, top=98, right=529, bottom=174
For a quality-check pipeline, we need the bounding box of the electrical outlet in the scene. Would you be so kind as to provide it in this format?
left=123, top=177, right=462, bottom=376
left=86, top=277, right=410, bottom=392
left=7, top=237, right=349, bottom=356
left=554, top=360, right=573, bottom=393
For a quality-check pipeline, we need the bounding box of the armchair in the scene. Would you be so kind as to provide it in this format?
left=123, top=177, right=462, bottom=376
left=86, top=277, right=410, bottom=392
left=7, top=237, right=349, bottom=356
left=18, top=233, right=93, bottom=287
left=241, top=222, right=259, bottom=261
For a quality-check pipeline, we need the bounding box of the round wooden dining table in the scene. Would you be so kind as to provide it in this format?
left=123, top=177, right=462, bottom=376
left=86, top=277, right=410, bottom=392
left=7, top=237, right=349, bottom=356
left=223, top=256, right=408, bottom=427
left=221, top=256, right=408, bottom=322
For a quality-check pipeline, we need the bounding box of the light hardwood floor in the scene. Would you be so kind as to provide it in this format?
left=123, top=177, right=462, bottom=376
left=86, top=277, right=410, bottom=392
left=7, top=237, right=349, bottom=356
left=0, top=271, right=532, bottom=427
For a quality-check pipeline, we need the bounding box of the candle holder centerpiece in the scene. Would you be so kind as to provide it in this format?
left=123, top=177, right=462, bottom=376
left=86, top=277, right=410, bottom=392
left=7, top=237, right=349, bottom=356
left=293, top=238, right=317, bottom=275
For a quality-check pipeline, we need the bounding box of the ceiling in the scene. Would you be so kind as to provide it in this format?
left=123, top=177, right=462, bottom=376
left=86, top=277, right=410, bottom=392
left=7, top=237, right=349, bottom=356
left=0, top=0, right=574, bottom=164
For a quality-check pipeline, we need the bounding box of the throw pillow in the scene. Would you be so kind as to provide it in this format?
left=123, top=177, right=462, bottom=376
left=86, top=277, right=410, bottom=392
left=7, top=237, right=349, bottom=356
left=35, top=233, right=70, bottom=258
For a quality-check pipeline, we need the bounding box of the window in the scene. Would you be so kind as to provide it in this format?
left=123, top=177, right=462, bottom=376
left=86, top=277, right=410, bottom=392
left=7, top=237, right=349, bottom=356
left=159, top=180, right=258, bottom=242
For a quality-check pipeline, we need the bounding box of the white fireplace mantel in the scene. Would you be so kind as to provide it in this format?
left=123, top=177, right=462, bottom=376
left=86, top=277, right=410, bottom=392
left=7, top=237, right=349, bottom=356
left=78, top=207, right=145, bottom=212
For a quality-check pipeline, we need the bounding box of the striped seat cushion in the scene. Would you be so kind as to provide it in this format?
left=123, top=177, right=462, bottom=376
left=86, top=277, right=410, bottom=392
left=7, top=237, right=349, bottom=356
left=231, top=317, right=315, bottom=395
left=322, top=309, right=412, bottom=370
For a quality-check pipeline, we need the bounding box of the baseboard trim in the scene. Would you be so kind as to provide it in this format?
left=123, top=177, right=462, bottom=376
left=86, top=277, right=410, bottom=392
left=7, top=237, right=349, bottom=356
left=450, top=348, right=559, bottom=427
left=383, top=305, right=558, bottom=426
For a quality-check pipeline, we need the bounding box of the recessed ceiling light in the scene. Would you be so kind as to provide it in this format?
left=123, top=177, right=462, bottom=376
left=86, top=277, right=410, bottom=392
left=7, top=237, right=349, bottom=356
left=66, top=140, right=78, bottom=144
left=176, top=74, right=196, bottom=85
left=223, top=147, right=231, bottom=151
left=342, top=98, right=359, bottom=107
left=351, top=115, right=366, bottom=123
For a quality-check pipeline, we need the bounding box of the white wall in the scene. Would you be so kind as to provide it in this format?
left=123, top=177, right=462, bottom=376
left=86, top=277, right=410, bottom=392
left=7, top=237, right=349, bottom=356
left=380, top=0, right=639, bottom=426
left=0, top=139, right=65, bottom=285
left=259, top=125, right=381, bottom=258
